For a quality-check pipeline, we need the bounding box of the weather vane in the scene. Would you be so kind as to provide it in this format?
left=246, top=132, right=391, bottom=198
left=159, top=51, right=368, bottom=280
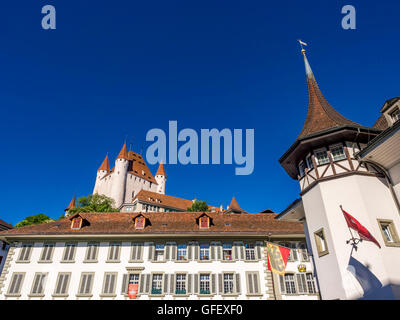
left=298, top=39, right=308, bottom=54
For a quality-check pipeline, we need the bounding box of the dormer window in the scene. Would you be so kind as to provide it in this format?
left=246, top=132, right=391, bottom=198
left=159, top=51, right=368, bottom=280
left=71, top=217, right=83, bottom=230
left=199, top=216, right=210, bottom=229
left=314, top=148, right=330, bottom=165
left=330, top=144, right=346, bottom=162
left=391, top=108, right=400, bottom=123
left=134, top=216, right=146, bottom=229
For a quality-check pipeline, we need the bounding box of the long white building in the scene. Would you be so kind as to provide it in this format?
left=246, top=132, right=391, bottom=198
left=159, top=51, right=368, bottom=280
left=0, top=211, right=318, bottom=300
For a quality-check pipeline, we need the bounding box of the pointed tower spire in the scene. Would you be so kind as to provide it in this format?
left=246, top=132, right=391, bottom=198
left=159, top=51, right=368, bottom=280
left=65, top=195, right=76, bottom=212
left=117, top=143, right=129, bottom=160
left=226, top=196, right=246, bottom=214
left=297, top=45, right=360, bottom=139
left=98, top=154, right=110, bottom=172
left=156, top=161, right=166, bottom=177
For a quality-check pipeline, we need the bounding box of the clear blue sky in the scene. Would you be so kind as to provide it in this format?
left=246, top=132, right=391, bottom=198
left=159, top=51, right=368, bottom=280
left=0, top=1, right=398, bottom=225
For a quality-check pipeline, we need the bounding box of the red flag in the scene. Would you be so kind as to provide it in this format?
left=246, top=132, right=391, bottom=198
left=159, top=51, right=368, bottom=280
left=341, top=207, right=381, bottom=249
left=266, top=242, right=291, bottom=276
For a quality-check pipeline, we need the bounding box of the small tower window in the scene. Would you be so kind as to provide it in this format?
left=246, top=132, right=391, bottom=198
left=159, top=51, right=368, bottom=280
left=306, top=154, right=314, bottom=169
left=71, top=217, right=83, bottom=230
left=330, top=144, right=346, bottom=162
left=390, top=108, right=400, bottom=123
left=199, top=216, right=209, bottom=229
left=314, top=148, right=330, bottom=165
left=298, top=161, right=306, bottom=178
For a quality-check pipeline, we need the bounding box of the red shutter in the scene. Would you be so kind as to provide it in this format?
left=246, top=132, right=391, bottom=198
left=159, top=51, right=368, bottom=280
left=135, top=217, right=145, bottom=229
left=200, top=216, right=209, bottom=229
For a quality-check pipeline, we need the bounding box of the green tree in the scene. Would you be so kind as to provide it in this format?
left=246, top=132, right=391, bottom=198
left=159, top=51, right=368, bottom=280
left=187, top=200, right=209, bottom=212
left=64, top=194, right=119, bottom=217
left=15, top=214, right=54, bottom=228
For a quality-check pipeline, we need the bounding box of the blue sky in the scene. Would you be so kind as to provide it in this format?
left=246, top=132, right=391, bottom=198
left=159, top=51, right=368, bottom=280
left=0, top=1, right=398, bottom=225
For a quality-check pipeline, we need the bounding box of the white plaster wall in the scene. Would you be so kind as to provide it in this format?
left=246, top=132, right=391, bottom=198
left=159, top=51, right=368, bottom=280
left=389, top=162, right=400, bottom=203
left=0, top=240, right=317, bottom=301
left=303, top=174, right=400, bottom=300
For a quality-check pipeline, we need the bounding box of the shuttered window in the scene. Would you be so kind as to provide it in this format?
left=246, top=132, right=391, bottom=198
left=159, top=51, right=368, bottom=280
left=31, top=273, right=47, bottom=295
left=62, top=243, right=76, bottom=262
left=107, top=242, right=121, bottom=262
left=39, top=244, right=54, bottom=262
left=299, top=243, right=310, bottom=262
left=102, top=273, right=117, bottom=295
left=7, top=273, right=25, bottom=295
left=78, top=273, right=94, bottom=295
left=54, top=273, right=71, bottom=295
left=223, top=273, right=234, bottom=294
left=279, top=275, right=286, bottom=294
left=244, top=243, right=255, bottom=260
left=85, top=243, right=99, bottom=261
left=246, top=272, right=260, bottom=295
left=306, top=273, right=317, bottom=294
left=284, top=274, right=297, bottom=294
left=130, top=243, right=143, bottom=261
left=17, top=244, right=33, bottom=262
left=151, top=274, right=163, bottom=295
left=175, top=274, right=186, bottom=295
left=199, top=274, right=210, bottom=295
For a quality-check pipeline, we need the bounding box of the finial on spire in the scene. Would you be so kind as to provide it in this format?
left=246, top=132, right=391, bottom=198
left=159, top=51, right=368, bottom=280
left=298, top=39, right=308, bottom=55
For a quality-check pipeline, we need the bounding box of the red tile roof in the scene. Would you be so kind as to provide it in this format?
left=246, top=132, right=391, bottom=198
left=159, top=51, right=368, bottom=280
left=98, top=154, right=110, bottom=172
left=373, top=114, right=389, bottom=131
left=134, top=190, right=220, bottom=212
left=127, top=151, right=157, bottom=184
left=0, top=212, right=304, bottom=237
left=65, top=195, right=76, bottom=211
left=156, top=162, right=166, bottom=177
left=116, top=143, right=129, bottom=160
left=0, top=219, right=13, bottom=230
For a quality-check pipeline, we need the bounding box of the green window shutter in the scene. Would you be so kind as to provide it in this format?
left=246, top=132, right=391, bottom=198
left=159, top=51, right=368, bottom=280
left=194, top=274, right=199, bottom=294
left=139, top=274, right=145, bottom=294
left=121, top=274, right=128, bottom=294
left=211, top=274, right=216, bottom=294
left=164, top=274, right=169, bottom=294
left=247, top=273, right=254, bottom=294
left=235, top=273, right=241, bottom=294
left=148, top=243, right=154, bottom=261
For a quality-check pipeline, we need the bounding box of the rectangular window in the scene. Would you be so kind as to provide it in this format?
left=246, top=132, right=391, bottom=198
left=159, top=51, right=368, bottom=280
left=288, top=243, right=298, bottom=261
left=78, top=273, right=94, bottom=295
left=39, top=244, right=54, bottom=262
left=54, top=273, right=71, bottom=295
left=314, top=228, right=329, bottom=257
left=330, top=144, right=346, bottom=161
left=200, top=244, right=210, bottom=261
left=154, top=244, right=165, bottom=261
left=17, top=244, right=33, bottom=262
left=7, top=273, right=25, bottom=295
left=102, top=273, right=117, bottom=295
left=244, top=243, right=255, bottom=260
left=378, top=220, right=400, bottom=247
left=107, top=242, right=121, bottom=262
left=151, top=274, right=163, bottom=295
left=62, top=243, right=76, bottom=262
left=223, top=273, right=234, bottom=294
left=199, top=274, right=210, bottom=295
left=284, top=274, right=297, bottom=294
left=246, top=272, right=260, bottom=295
left=175, top=274, right=187, bottom=295
left=222, top=244, right=233, bottom=261
left=314, top=149, right=330, bottom=165
left=391, top=108, right=400, bottom=123
left=296, top=273, right=307, bottom=294
left=306, top=154, right=314, bottom=169
left=306, top=273, right=317, bottom=294
left=31, top=273, right=47, bottom=295
left=298, top=161, right=306, bottom=178
left=177, top=244, right=187, bottom=261
left=129, top=274, right=140, bottom=285
left=299, top=244, right=310, bottom=262
left=85, top=242, right=99, bottom=262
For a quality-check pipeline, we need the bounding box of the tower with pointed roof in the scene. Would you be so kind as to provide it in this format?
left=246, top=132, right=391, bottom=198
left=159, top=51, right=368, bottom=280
left=92, top=144, right=165, bottom=209
left=155, top=162, right=166, bottom=194
left=278, top=45, right=400, bottom=300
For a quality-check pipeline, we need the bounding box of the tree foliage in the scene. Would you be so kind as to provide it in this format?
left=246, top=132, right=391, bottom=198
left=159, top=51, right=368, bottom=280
left=187, top=200, right=209, bottom=212
left=65, top=194, right=119, bottom=217
left=15, top=214, right=54, bottom=228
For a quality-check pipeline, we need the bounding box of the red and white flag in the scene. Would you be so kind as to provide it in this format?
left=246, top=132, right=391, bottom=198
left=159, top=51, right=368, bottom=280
left=341, top=207, right=381, bottom=249
left=266, top=242, right=291, bottom=276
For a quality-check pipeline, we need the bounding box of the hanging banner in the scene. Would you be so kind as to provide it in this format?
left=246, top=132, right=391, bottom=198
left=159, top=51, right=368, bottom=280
left=266, top=242, right=291, bottom=276
left=128, top=283, right=138, bottom=299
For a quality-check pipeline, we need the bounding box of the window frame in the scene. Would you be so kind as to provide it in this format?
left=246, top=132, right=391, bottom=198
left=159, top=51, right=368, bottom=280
left=84, top=242, right=99, bottom=263
left=29, top=272, right=48, bottom=297
left=39, top=243, right=55, bottom=263
left=314, top=148, right=330, bottom=166
left=298, top=160, right=306, bottom=178
left=222, top=244, right=233, bottom=261
left=390, top=108, right=400, bottom=123
left=61, top=243, right=77, bottom=263
left=244, top=243, right=256, bottom=261
left=107, top=242, right=122, bottom=262
left=222, top=272, right=235, bottom=295
left=306, top=154, right=314, bottom=170
left=174, top=273, right=187, bottom=295
left=150, top=273, right=164, bottom=295
left=177, top=244, right=188, bottom=261
left=378, top=219, right=400, bottom=247
left=199, top=273, right=211, bottom=295
left=6, top=272, right=25, bottom=296
left=17, top=243, right=33, bottom=263
left=314, top=228, right=329, bottom=257
left=199, top=244, right=210, bottom=261
left=77, top=272, right=95, bottom=297
left=329, top=143, right=347, bottom=162
left=101, top=272, right=118, bottom=297
left=284, top=273, right=297, bottom=295
left=53, top=272, right=71, bottom=297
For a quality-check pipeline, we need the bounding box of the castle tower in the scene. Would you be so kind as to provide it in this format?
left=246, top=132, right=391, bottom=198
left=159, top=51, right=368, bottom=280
left=64, top=195, right=76, bottom=216
left=155, top=161, right=166, bottom=194
left=110, top=143, right=129, bottom=208
left=93, top=154, right=110, bottom=194
left=278, top=46, right=400, bottom=300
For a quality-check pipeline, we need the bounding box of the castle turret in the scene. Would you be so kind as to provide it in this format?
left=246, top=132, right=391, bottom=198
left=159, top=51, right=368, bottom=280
left=93, top=154, right=110, bottom=194
left=278, top=45, right=400, bottom=300
left=64, top=195, right=76, bottom=217
left=110, top=144, right=129, bottom=208
left=155, top=161, right=167, bottom=194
